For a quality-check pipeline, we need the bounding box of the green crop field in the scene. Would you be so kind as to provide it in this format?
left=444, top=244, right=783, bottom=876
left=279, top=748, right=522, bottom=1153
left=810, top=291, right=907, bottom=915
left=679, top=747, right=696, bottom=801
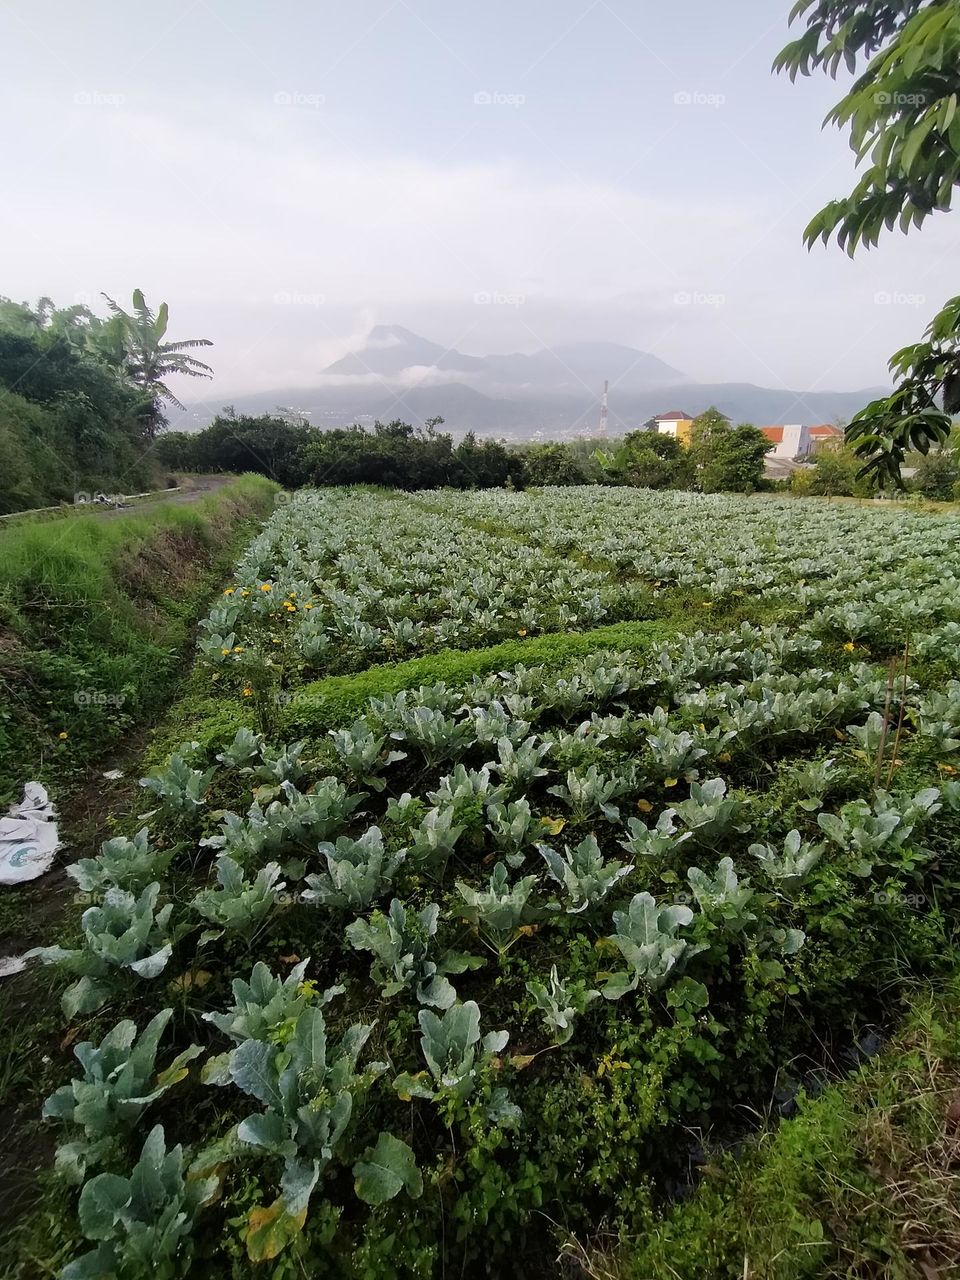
left=11, top=485, right=960, bottom=1279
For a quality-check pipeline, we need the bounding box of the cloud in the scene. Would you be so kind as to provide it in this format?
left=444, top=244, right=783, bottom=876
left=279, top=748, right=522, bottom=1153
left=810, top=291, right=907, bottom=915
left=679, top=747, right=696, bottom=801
left=2, top=91, right=958, bottom=395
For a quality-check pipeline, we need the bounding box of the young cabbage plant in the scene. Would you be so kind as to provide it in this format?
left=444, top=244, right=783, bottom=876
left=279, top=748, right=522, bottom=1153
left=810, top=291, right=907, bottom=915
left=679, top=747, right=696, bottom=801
left=620, top=809, right=692, bottom=860
left=191, top=857, right=285, bottom=938
left=817, top=787, right=940, bottom=876
left=547, top=764, right=632, bottom=823
left=231, top=1006, right=384, bottom=1222
left=526, top=966, right=599, bottom=1045
left=139, top=751, right=215, bottom=817
left=603, top=892, right=705, bottom=999
left=456, top=863, right=538, bottom=953
left=346, top=899, right=478, bottom=1009
left=490, top=735, right=551, bottom=787
left=42, top=1009, right=202, bottom=1184
left=686, top=857, right=757, bottom=936
left=785, top=757, right=839, bottom=811
left=68, top=829, right=175, bottom=895
left=248, top=739, right=308, bottom=787
left=216, top=727, right=264, bottom=769
left=671, top=778, right=750, bottom=846
left=538, top=834, right=633, bottom=914
left=428, top=764, right=503, bottom=811
left=394, top=1000, right=509, bottom=1102
left=303, top=827, right=405, bottom=910
left=409, top=805, right=464, bottom=877
left=748, top=830, right=823, bottom=889
left=328, top=723, right=406, bottom=790
left=61, top=1124, right=217, bottom=1280
left=29, top=884, right=174, bottom=1017
left=392, top=705, right=475, bottom=766
left=486, top=798, right=539, bottom=866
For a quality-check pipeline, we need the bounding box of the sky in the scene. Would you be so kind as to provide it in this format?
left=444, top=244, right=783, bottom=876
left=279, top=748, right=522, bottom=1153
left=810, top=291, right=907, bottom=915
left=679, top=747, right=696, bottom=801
left=2, top=0, right=957, bottom=407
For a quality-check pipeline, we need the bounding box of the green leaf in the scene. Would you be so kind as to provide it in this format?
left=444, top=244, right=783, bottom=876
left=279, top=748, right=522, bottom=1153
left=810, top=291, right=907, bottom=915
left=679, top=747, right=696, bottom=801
left=353, top=1133, right=422, bottom=1205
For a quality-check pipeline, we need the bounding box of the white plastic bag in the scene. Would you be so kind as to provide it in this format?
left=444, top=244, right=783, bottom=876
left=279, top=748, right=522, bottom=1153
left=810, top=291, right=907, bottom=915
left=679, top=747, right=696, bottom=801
left=0, top=782, right=60, bottom=884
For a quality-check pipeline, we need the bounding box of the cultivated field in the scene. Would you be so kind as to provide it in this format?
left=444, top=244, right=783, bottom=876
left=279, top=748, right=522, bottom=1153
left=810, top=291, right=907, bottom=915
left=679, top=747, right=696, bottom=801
left=19, top=486, right=960, bottom=1278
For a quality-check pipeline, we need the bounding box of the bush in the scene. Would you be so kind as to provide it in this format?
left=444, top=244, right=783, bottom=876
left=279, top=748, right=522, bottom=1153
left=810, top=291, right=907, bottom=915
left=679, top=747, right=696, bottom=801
left=911, top=449, right=960, bottom=501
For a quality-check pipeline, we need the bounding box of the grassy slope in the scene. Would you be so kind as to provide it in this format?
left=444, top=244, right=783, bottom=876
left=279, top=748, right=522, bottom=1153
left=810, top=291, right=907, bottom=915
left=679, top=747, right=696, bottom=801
left=0, top=474, right=279, bottom=803
left=602, top=974, right=960, bottom=1280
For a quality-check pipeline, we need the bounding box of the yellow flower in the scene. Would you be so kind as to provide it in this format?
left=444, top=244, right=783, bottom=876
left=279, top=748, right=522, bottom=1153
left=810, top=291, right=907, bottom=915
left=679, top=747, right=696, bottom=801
left=58, top=731, right=69, bottom=740
left=240, top=589, right=250, bottom=597
left=701, top=601, right=714, bottom=609
left=272, top=638, right=281, bottom=645
left=303, top=602, right=313, bottom=610
left=843, top=641, right=856, bottom=652
left=223, top=587, right=235, bottom=596
left=241, top=686, right=253, bottom=698
left=260, top=583, right=272, bottom=593
left=517, top=628, right=527, bottom=636
left=221, top=648, right=231, bottom=656
left=288, top=591, right=297, bottom=598
left=233, top=646, right=244, bottom=653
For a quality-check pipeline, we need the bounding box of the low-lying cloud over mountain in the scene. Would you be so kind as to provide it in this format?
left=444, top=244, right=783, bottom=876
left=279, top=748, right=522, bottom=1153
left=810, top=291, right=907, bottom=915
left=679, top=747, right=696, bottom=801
left=180, top=325, right=886, bottom=437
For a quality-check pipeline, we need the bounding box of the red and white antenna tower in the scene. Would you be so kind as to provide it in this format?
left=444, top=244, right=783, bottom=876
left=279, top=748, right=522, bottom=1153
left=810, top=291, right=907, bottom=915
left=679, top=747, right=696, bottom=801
left=598, top=379, right=609, bottom=438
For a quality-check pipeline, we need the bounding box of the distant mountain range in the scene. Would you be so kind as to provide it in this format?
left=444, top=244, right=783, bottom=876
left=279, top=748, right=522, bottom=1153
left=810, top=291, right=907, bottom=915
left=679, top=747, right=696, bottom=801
left=182, top=324, right=886, bottom=438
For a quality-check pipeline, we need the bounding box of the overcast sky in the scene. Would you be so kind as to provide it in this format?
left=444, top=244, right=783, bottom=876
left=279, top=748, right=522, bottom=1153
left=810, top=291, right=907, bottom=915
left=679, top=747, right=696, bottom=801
left=2, top=0, right=957, bottom=406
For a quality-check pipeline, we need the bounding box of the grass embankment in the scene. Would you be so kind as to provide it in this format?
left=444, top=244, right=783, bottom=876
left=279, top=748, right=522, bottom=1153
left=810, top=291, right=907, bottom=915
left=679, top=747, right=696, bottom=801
left=0, top=473, right=279, bottom=804
left=595, top=974, right=960, bottom=1280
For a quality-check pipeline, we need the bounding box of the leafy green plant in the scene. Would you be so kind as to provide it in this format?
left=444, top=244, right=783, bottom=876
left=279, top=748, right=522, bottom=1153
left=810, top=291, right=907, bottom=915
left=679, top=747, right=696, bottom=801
left=303, top=826, right=404, bottom=909
left=139, top=750, right=215, bottom=817
left=526, top=965, right=599, bottom=1045
left=61, top=1124, right=216, bottom=1280
left=29, top=884, right=174, bottom=1016
left=230, top=1007, right=383, bottom=1225
left=538, top=834, right=633, bottom=914
left=456, top=863, right=538, bottom=953
left=748, top=830, right=823, bottom=888
left=43, top=1010, right=201, bottom=1183
left=329, top=722, right=406, bottom=789
left=620, top=809, right=692, bottom=859
left=68, top=828, right=175, bottom=895
left=346, top=899, right=478, bottom=1008
left=485, top=797, right=539, bottom=865
left=394, top=1001, right=509, bottom=1102
left=547, top=764, right=631, bottom=822
left=686, top=857, right=757, bottom=936
left=671, top=777, right=750, bottom=845
left=352, top=1132, right=423, bottom=1206
left=191, top=856, right=284, bottom=937
left=215, top=727, right=263, bottom=768
left=603, top=892, right=705, bottom=998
